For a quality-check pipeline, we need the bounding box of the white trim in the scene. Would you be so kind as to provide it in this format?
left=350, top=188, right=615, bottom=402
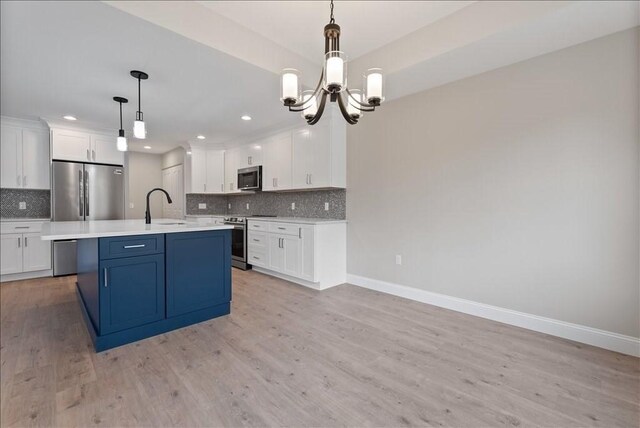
left=1, top=269, right=53, bottom=284
left=252, top=266, right=338, bottom=291
left=347, top=274, right=640, bottom=357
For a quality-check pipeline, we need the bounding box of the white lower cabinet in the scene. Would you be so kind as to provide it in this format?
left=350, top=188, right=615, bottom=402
left=247, top=220, right=346, bottom=290
left=0, top=221, right=52, bottom=278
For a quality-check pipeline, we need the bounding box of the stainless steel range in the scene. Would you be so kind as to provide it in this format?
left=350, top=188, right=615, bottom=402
left=223, top=215, right=275, bottom=270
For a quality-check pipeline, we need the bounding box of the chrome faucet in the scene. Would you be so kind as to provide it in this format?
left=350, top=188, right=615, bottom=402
left=145, top=188, right=172, bottom=224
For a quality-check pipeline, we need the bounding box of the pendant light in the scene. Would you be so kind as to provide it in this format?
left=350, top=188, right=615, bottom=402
left=130, top=70, right=149, bottom=139
left=280, top=0, right=383, bottom=125
left=113, top=96, right=128, bottom=152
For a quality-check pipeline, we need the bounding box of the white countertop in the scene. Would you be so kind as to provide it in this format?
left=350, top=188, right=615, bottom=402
left=41, top=219, right=233, bottom=240
left=1, top=218, right=50, bottom=222
left=246, top=217, right=346, bottom=225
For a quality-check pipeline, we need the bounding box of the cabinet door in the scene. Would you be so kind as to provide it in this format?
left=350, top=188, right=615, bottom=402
left=224, top=149, right=238, bottom=192
left=0, top=125, right=22, bottom=188
left=99, top=254, right=165, bottom=334
left=299, top=225, right=316, bottom=282
left=92, top=134, right=124, bottom=166
left=0, top=234, right=22, bottom=275
left=282, top=235, right=301, bottom=278
left=22, top=233, right=51, bottom=272
left=21, top=128, right=50, bottom=189
left=206, top=150, right=225, bottom=194
left=246, top=144, right=263, bottom=167
left=263, top=134, right=292, bottom=191
left=166, top=231, right=231, bottom=318
left=292, top=124, right=330, bottom=189
left=51, top=129, right=91, bottom=162
left=190, top=147, right=207, bottom=193
left=268, top=235, right=284, bottom=272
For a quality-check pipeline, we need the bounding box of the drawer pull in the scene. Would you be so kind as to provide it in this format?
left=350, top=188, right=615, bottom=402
left=123, top=244, right=146, bottom=249
left=253, top=239, right=260, bottom=242
left=278, top=227, right=286, bottom=230
left=14, top=226, right=30, bottom=229
left=104, top=268, right=108, bottom=287
left=253, top=256, right=260, bottom=260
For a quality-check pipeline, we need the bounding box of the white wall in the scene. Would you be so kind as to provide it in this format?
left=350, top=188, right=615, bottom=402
left=125, top=151, right=163, bottom=219
left=162, top=146, right=185, bottom=169
left=346, top=28, right=639, bottom=338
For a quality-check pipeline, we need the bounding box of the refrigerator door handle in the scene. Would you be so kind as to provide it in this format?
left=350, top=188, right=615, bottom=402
left=78, top=170, right=84, bottom=217
left=85, top=170, right=89, bottom=217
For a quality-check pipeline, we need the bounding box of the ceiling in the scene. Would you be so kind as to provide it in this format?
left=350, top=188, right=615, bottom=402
left=197, top=1, right=473, bottom=63
left=1, top=1, right=638, bottom=154
left=0, top=1, right=299, bottom=153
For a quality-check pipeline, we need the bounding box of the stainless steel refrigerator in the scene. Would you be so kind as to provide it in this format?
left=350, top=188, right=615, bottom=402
left=52, top=161, right=125, bottom=276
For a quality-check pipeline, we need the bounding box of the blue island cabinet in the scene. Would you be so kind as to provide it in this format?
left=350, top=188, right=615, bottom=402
left=76, top=230, right=231, bottom=352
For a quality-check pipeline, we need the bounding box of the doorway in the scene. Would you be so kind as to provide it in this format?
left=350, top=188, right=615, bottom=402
left=162, top=164, right=184, bottom=219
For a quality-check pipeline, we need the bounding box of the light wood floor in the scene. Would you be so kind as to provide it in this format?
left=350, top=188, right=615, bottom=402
left=1, top=270, right=638, bottom=427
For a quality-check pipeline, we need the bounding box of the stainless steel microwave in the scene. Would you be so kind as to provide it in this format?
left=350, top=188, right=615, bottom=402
left=237, top=166, right=262, bottom=191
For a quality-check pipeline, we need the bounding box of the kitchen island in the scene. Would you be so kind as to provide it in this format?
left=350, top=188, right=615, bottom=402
left=41, top=219, right=233, bottom=351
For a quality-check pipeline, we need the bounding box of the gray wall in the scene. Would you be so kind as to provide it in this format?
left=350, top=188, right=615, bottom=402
left=346, top=28, right=639, bottom=337
left=126, top=152, right=163, bottom=219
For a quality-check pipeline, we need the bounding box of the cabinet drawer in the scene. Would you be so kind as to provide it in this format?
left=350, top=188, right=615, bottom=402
left=268, top=222, right=300, bottom=236
left=248, top=247, right=267, bottom=267
left=248, top=221, right=269, bottom=231
left=100, top=234, right=164, bottom=259
left=247, top=231, right=267, bottom=248
left=0, top=221, right=46, bottom=234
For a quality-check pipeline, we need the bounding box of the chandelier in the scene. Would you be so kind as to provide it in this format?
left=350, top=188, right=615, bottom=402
left=280, top=0, right=384, bottom=125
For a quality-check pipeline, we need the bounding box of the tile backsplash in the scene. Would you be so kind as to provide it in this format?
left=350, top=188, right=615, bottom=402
left=0, top=188, right=51, bottom=219
left=186, top=189, right=345, bottom=219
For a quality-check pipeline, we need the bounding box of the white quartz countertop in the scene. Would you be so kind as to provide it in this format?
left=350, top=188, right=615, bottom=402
left=41, top=219, right=233, bottom=240
left=246, top=217, right=346, bottom=225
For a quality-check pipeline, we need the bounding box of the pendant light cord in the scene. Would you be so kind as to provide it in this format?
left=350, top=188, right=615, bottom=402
left=137, top=77, right=141, bottom=113
left=329, top=0, right=335, bottom=24
left=119, top=101, right=123, bottom=129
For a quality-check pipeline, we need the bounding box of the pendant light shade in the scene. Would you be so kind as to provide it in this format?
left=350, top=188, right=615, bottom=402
left=130, top=70, right=149, bottom=139
left=280, top=68, right=300, bottom=105
left=113, top=96, right=129, bottom=152
left=300, top=90, right=318, bottom=119
left=323, top=51, right=347, bottom=92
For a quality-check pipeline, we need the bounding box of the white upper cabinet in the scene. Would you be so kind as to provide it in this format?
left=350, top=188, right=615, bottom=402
left=189, top=147, right=207, bottom=193
left=1, top=122, right=49, bottom=189
left=263, top=133, right=292, bottom=191
left=224, top=148, right=239, bottom=193
left=206, top=150, right=225, bottom=194
left=235, top=144, right=263, bottom=170
left=91, top=134, right=124, bottom=166
left=51, top=128, right=92, bottom=162
left=188, top=148, right=225, bottom=194
left=51, top=128, right=124, bottom=165
left=292, top=108, right=346, bottom=189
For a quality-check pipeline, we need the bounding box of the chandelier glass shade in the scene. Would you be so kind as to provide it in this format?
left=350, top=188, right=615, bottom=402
left=280, top=0, right=383, bottom=125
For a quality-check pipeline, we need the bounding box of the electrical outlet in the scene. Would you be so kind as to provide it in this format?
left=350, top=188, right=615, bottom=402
left=228, top=203, right=231, bottom=209
left=246, top=203, right=250, bottom=210
left=198, top=203, right=207, bottom=210
left=395, top=255, right=402, bottom=265
left=18, top=201, right=26, bottom=210
left=291, top=202, right=295, bottom=210
left=129, top=202, right=134, bottom=209
left=324, top=202, right=329, bottom=211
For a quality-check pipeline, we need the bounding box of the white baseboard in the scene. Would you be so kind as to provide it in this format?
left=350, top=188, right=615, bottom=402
left=1, top=269, right=52, bottom=284
left=347, top=274, right=640, bottom=357
left=252, top=267, right=338, bottom=291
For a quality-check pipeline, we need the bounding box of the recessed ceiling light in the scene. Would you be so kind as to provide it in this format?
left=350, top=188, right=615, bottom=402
left=241, top=115, right=252, bottom=121
left=254, top=145, right=262, bottom=150
left=143, top=145, right=151, bottom=149
left=196, top=135, right=206, bottom=140
left=186, top=151, right=192, bottom=155
left=63, top=115, right=77, bottom=121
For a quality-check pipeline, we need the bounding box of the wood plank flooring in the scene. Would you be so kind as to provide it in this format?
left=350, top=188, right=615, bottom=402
left=1, top=270, right=638, bottom=427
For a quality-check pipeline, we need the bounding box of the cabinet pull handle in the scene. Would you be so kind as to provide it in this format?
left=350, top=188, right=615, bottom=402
left=17, top=237, right=20, bottom=248
left=24, top=237, right=27, bottom=247
left=204, top=183, right=207, bottom=192
left=87, top=149, right=90, bottom=161
left=309, top=174, right=312, bottom=185
left=123, top=244, right=145, bottom=249
left=23, top=176, right=26, bottom=187
left=92, top=149, right=96, bottom=161
left=253, top=256, right=260, bottom=260
left=278, top=227, right=286, bottom=230
left=299, top=227, right=301, bottom=239
left=104, top=268, right=108, bottom=287
left=221, top=183, right=224, bottom=192
left=253, top=239, right=260, bottom=242
left=14, top=226, right=30, bottom=229
left=17, top=175, right=20, bottom=186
